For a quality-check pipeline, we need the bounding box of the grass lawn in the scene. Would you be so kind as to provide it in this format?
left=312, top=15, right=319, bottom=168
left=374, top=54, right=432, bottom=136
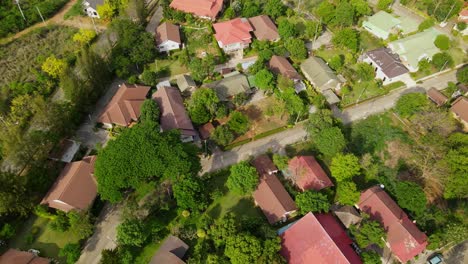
left=9, top=216, right=82, bottom=262
left=147, top=58, right=189, bottom=77
left=341, top=81, right=402, bottom=106
left=133, top=241, right=162, bottom=264
left=314, top=47, right=345, bottom=62
left=448, top=47, right=467, bottom=65
left=182, top=26, right=219, bottom=58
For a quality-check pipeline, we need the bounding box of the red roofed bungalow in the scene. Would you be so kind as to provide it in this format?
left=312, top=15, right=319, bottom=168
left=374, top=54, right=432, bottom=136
left=358, top=186, right=428, bottom=263
left=169, top=0, right=223, bottom=20
left=280, top=212, right=362, bottom=264
left=213, top=18, right=253, bottom=52
left=287, top=156, right=334, bottom=191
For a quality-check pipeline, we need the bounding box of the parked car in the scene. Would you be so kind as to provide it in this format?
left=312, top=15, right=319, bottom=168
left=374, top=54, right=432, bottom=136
left=427, top=253, right=443, bottom=264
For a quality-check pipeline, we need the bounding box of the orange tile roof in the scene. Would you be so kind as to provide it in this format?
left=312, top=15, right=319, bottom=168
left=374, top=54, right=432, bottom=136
left=427, top=88, right=448, bottom=106
left=156, top=22, right=181, bottom=45
left=213, top=18, right=253, bottom=46
left=0, top=249, right=50, bottom=264
left=451, top=97, right=468, bottom=123
left=169, top=0, right=223, bottom=19
left=248, top=15, right=279, bottom=41
left=288, top=156, right=334, bottom=191
left=98, top=83, right=151, bottom=127
left=41, top=156, right=97, bottom=212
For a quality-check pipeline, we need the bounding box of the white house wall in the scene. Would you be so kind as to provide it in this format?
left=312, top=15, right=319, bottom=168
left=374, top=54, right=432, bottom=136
left=158, top=40, right=180, bottom=52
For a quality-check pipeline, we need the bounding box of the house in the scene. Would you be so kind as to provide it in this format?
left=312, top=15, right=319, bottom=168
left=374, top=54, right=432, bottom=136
left=251, top=154, right=278, bottom=176
left=362, top=48, right=409, bottom=85
left=213, top=18, right=253, bottom=52
left=149, top=236, right=189, bottom=264
left=198, top=122, right=215, bottom=140
left=269, top=55, right=302, bottom=82
left=279, top=212, right=362, bottom=264
left=177, top=74, right=197, bottom=93
left=83, top=0, right=103, bottom=18
left=331, top=205, right=362, bottom=229
left=450, top=97, right=468, bottom=129
left=459, top=8, right=468, bottom=23
left=362, top=11, right=418, bottom=39
left=205, top=72, right=253, bottom=101
left=286, top=156, right=334, bottom=191
left=97, top=83, right=151, bottom=128
left=388, top=28, right=442, bottom=72
left=252, top=155, right=296, bottom=224
left=358, top=186, right=428, bottom=263
left=156, top=22, right=181, bottom=53
left=248, top=15, right=280, bottom=41
left=0, top=249, right=50, bottom=264
left=152, top=87, right=198, bottom=142
left=49, top=139, right=81, bottom=163
left=427, top=88, right=448, bottom=106
left=300, top=56, right=342, bottom=104
left=169, top=0, right=223, bottom=20
left=457, top=83, right=468, bottom=96
left=41, top=156, right=97, bottom=212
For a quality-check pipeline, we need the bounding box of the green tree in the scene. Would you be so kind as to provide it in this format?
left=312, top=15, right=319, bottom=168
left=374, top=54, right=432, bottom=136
left=73, top=29, right=97, bottom=46
left=241, top=1, right=261, bottom=17
left=117, top=218, right=148, bottom=246
left=432, top=52, right=454, bottom=70
left=333, top=1, right=354, bottom=27
left=227, top=162, right=259, bottom=195
left=0, top=223, right=15, bottom=240
left=139, top=99, right=160, bottom=124
left=225, top=233, right=262, bottom=264
left=0, top=171, right=33, bottom=217
left=304, top=21, right=322, bottom=40
left=100, top=248, right=121, bottom=264
left=95, top=123, right=200, bottom=202
left=331, top=154, right=361, bottom=182
left=173, top=174, right=208, bottom=212
left=189, top=55, right=215, bottom=82
left=140, top=70, right=158, bottom=86
left=227, top=111, right=250, bottom=134
left=395, top=181, right=427, bottom=216
left=188, top=88, right=220, bottom=125
left=328, top=55, right=344, bottom=71
left=395, top=93, right=428, bottom=117
left=295, top=191, right=330, bottom=215
left=59, top=243, right=81, bottom=264
left=315, top=127, right=346, bottom=158
left=264, top=0, right=286, bottom=19
left=456, top=65, right=468, bottom=84
left=279, top=87, right=306, bottom=117
left=278, top=19, right=297, bottom=38
left=418, top=18, right=435, bottom=31
left=211, top=125, right=234, bottom=146
left=97, top=2, right=115, bottom=20
left=316, top=1, right=336, bottom=24
left=443, top=133, right=468, bottom=199
left=272, top=154, right=289, bottom=170
left=350, top=219, right=386, bottom=248
left=361, top=250, right=381, bottom=264
left=209, top=213, right=238, bottom=247
left=41, top=55, right=67, bottom=79
left=427, top=0, right=463, bottom=22
left=332, top=28, right=359, bottom=52
left=377, top=0, right=393, bottom=10
left=434, top=35, right=450, bottom=50
left=255, top=69, right=275, bottom=91
left=350, top=0, right=371, bottom=16
left=356, top=63, right=375, bottom=81
left=68, top=211, right=94, bottom=240
left=335, top=181, right=360, bottom=205
left=285, top=39, right=307, bottom=60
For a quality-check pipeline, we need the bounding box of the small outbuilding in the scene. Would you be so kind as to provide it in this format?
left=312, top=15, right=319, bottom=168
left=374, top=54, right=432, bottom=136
left=177, top=74, right=197, bottom=93
left=150, top=235, right=189, bottom=264
left=427, top=88, right=448, bottom=107
left=331, top=205, right=362, bottom=228
left=156, top=22, right=181, bottom=53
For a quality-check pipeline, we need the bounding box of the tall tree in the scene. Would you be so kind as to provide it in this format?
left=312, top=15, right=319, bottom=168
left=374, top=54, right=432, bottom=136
left=173, top=174, right=208, bottom=212
left=295, top=191, right=330, bottom=214
left=187, top=88, right=220, bottom=124
left=264, top=0, right=286, bottom=19
left=227, top=162, right=259, bottom=195
left=395, top=181, right=427, bottom=216
left=335, top=181, right=360, bottom=205
left=331, top=153, right=361, bottom=182
left=225, top=233, right=263, bottom=264
left=227, top=111, right=250, bottom=135
left=139, top=99, right=160, bottom=124
left=332, top=28, right=359, bottom=52
left=350, top=219, right=386, bottom=248
left=0, top=171, right=33, bottom=217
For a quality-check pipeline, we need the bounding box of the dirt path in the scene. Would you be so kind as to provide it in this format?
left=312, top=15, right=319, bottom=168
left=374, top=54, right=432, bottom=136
left=1, top=0, right=106, bottom=45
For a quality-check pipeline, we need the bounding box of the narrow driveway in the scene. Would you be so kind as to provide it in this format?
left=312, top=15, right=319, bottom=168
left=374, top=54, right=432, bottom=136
left=145, top=5, right=163, bottom=35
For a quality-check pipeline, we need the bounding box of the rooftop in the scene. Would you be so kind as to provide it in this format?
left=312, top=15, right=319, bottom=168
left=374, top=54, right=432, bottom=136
left=427, top=88, right=448, bottom=106
left=169, top=0, right=223, bottom=19
left=248, top=15, right=279, bottom=41
left=269, top=55, right=302, bottom=80
left=287, top=156, right=334, bottom=191
left=451, top=96, right=468, bottom=123
left=251, top=154, right=278, bottom=176
left=300, top=56, right=341, bottom=92
left=0, top=249, right=50, bottom=264
left=156, top=22, right=181, bottom=45
left=205, top=72, right=252, bottom=101
left=365, top=48, right=409, bottom=78
left=213, top=18, right=253, bottom=46
left=150, top=235, right=189, bottom=264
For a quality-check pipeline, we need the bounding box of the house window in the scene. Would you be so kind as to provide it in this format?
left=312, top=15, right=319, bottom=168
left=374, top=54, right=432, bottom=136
left=383, top=77, right=386, bottom=81
left=93, top=12, right=97, bottom=16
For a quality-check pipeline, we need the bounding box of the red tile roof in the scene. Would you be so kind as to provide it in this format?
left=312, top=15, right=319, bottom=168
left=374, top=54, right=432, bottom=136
left=280, top=213, right=362, bottom=264
left=198, top=122, right=215, bottom=140
left=427, top=88, right=448, bottom=106
left=269, top=55, right=303, bottom=80
left=358, top=186, right=428, bottom=263
left=248, top=15, right=279, bottom=41
left=0, top=249, right=50, bottom=264
left=169, top=0, right=223, bottom=19
left=451, top=97, right=468, bottom=123
left=156, top=22, right=181, bottom=45
left=41, top=156, right=97, bottom=212
left=98, top=83, right=151, bottom=127
left=152, top=87, right=197, bottom=137
left=213, top=18, right=253, bottom=47
left=288, top=156, right=334, bottom=191
left=251, top=155, right=278, bottom=175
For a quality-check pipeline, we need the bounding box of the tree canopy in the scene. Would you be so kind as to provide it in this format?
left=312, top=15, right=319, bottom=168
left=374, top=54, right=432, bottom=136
left=255, top=69, right=275, bottom=91
left=188, top=88, right=220, bottom=125
left=211, top=125, right=234, bottom=146
left=173, top=174, right=208, bottom=212
left=356, top=63, right=375, bottom=81
left=295, top=191, right=330, bottom=215
left=395, top=93, right=428, bottom=117
left=395, top=181, right=427, bottom=216
left=224, top=233, right=263, bottom=264
left=331, top=153, right=361, bottom=182
left=264, top=0, right=287, bottom=19
left=116, top=218, right=148, bottom=246
left=456, top=65, right=468, bottom=84
left=350, top=219, right=386, bottom=248
left=434, top=35, right=451, bottom=50
left=285, top=39, right=307, bottom=60
left=335, top=181, right=360, bottom=205
left=332, top=28, right=359, bottom=52
left=0, top=171, right=33, bottom=217
left=139, top=99, right=160, bottom=124
left=227, top=111, right=250, bottom=135
left=227, top=162, right=259, bottom=195
left=94, top=122, right=200, bottom=202
left=432, top=52, right=454, bottom=69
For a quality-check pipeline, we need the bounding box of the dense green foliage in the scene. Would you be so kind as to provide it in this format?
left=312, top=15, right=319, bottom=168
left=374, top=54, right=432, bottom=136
left=395, top=93, right=428, bottom=117
left=377, top=0, right=392, bottom=10
left=272, top=154, right=289, bottom=170
left=211, top=125, right=234, bottom=146
left=0, top=0, right=68, bottom=38
left=95, top=122, right=200, bottom=202
left=432, top=52, right=454, bottom=69
left=188, top=55, right=216, bottom=82
left=307, top=109, right=346, bottom=158
left=335, top=181, right=360, bottom=205
left=332, top=28, right=359, bottom=52
left=225, top=233, right=262, bottom=264
left=116, top=218, right=148, bottom=246
left=443, top=133, right=468, bottom=199
left=0, top=171, right=33, bottom=216
left=59, top=243, right=81, bottom=264
left=356, top=63, right=375, bottom=81
left=361, top=250, right=381, bottom=264
left=456, top=65, right=468, bottom=84
left=187, top=88, right=220, bottom=125
left=350, top=219, right=386, bottom=248
left=227, top=111, right=250, bottom=135
left=227, top=162, right=259, bottom=195
left=285, top=39, right=307, bottom=60
left=264, top=0, right=287, bottom=19
left=278, top=19, right=297, bottom=38
left=139, top=99, right=160, bottom=124
left=394, top=181, right=427, bottom=216
left=255, top=69, right=275, bottom=91
left=434, top=35, right=450, bottom=50
left=295, top=191, right=330, bottom=215
left=330, top=153, right=361, bottom=182
left=173, top=174, right=208, bottom=212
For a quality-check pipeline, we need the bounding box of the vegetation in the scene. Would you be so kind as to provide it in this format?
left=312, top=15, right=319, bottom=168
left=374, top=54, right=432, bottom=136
left=434, top=35, right=451, bottom=50
left=335, top=181, right=360, bottom=205
left=395, top=93, right=428, bottom=118
left=272, top=154, right=289, bottom=170
left=187, top=88, right=220, bottom=125
left=59, top=243, right=82, bottom=264
left=295, top=191, right=330, bottom=215
left=330, top=154, right=361, bottom=182
left=350, top=218, right=386, bottom=248
left=227, top=162, right=259, bottom=195
left=227, top=111, right=250, bottom=135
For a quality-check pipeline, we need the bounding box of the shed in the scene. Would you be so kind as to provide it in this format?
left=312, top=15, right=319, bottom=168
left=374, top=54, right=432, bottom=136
left=177, top=74, right=197, bottom=92
left=427, top=88, right=448, bottom=106
left=332, top=205, right=362, bottom=228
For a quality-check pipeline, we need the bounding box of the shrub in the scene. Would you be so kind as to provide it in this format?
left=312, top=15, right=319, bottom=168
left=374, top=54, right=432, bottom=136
left=434, top=35, right=450, bottom=50
left=395, top=93, right=428, bottom=117
left=227, top=162, right=259, bottom=195
left=418, top=18, right=435, bottom=31
left=432, top=52, right=454, bottom=69
left=59, top=243, right=82, bottom=264
left=227, top=111, right=250, bottom=135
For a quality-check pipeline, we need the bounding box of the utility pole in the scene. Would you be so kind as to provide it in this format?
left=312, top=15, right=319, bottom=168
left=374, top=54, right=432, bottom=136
left=36, top=6, right=45, bottom=24
left=442, top=2, right=457, bottom=23
left=91, top=16, right=98, bottom=33
left=15, top=0, right=26, bottom=21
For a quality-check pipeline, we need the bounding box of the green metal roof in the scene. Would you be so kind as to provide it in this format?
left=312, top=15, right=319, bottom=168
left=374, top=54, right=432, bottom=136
left=397, top=16, right=419, bottom=34
left=363, top=11, right=400, bottom=39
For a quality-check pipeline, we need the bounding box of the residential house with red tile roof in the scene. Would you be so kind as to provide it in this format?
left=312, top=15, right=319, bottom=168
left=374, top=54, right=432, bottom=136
left=450, top=97, right=468, bottom=130
left=358, top=186, right=428, bottom=263
left=213, top=18, right=253, bottom=52
left=97, top=83, right=151, bottom=127
left=169, top=0, right=223, bottom=20
left=41, top=156, right=97, bottom=212
left=252, top=155, right=296, bottom=224
left=150, top=235, right=189, bottom=264
left=152, top=86, right=198, bottom=142
left=156, top=22, right=181, bottom=52
left=248, top=15, right=279, bottom=41
left=459, top=8, right=468, bottom=23
left=427, top=88, right=448, bottom=107
left=269, top=55, right=302, bottom=82
left=0, top=249, right=50, bottom=264
left=287, top=156, right=334, bottom=191
left=279, top=212, right=362, bottom=264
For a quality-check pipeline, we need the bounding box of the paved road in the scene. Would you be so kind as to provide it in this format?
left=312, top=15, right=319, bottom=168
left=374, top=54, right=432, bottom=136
left=145, top=5, right=163, bottom=35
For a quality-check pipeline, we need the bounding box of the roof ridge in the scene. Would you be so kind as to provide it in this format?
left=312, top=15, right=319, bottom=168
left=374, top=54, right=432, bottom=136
left=56, top=160, right=87, bottom=202
left=263, top=174, right=291, bottom=212
left=161, top=87, right=183, bottom=129
left=310, top=214, right=350, bottom=262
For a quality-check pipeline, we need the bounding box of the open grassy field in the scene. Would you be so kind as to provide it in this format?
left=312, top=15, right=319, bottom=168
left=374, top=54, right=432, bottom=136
left=9, top=216, right=82, bottom=262
left=341, top=80, right=404, bottom=106
left=147, top=58, right=189, bottom=77
left=182, top=26, right=219, bottom=58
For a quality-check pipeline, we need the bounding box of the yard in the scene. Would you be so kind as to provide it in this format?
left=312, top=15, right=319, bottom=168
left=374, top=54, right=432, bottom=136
left=341, top=81, right=405, bottom=106
left=9, top=216, right=82, bottom=262
left=359, top=31, right=385, bottom=52
left=182, top=26, right=220, bottom=58
left=147, top=58, right=189, bottom=77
